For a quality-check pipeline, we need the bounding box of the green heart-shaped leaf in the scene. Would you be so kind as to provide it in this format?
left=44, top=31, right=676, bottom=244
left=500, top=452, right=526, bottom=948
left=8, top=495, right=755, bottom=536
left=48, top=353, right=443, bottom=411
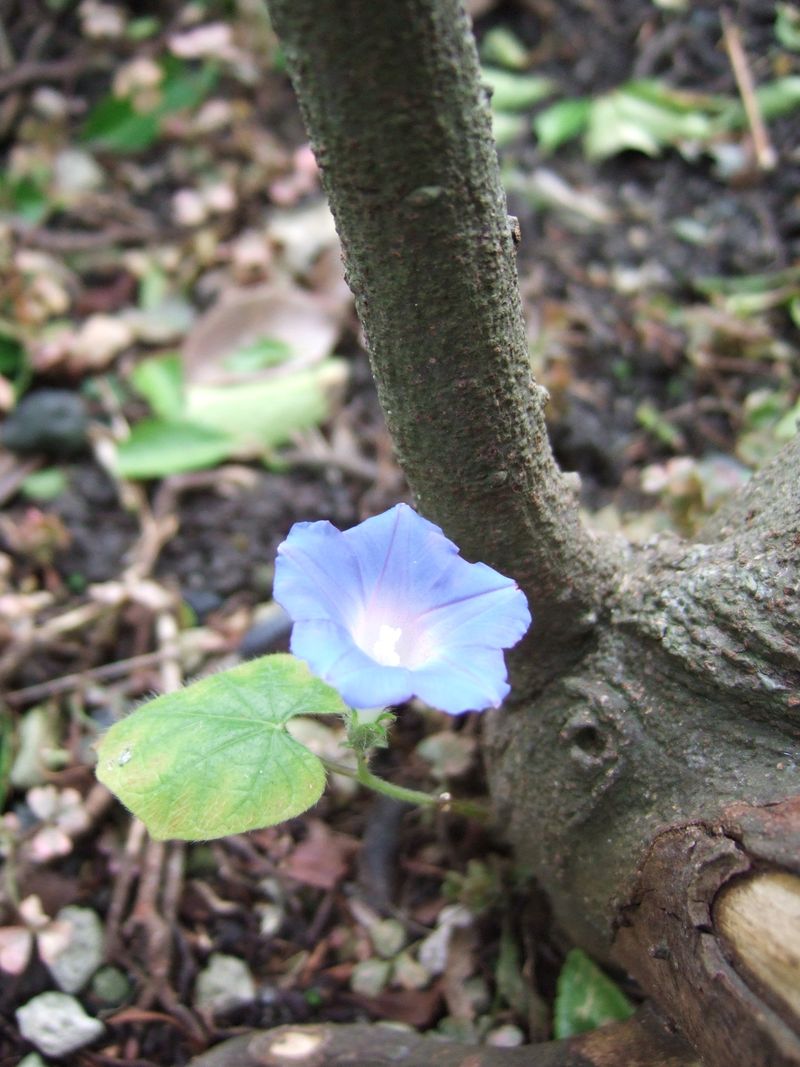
left=96, top=655, right=347, bottom=840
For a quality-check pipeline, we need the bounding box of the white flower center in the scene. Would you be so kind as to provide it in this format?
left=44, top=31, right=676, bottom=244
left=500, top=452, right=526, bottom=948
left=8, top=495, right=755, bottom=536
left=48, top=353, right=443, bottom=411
left=372, top=623, right=403, bottom=667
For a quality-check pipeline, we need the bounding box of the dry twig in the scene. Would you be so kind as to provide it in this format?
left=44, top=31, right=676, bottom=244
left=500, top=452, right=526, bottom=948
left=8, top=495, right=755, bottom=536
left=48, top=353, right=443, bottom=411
left=721, top=8, right=777, bottom=171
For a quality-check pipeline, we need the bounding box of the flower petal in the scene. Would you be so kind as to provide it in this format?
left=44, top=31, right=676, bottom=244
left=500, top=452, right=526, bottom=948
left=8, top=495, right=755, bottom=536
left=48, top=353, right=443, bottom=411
left=274, top=520, right=364, bottom=627
left=418, top=568, right=531, bottom=649
left=290, top=620, right=415, bottom=707
left=412, top=646, right=511, bottom=714
left=277, top=504, right=533, bottom=714
left=343, top=504, right=461, bottom=623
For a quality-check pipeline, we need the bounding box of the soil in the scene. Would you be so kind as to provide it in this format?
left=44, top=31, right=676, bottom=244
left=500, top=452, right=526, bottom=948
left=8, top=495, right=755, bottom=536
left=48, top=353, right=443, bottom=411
left=0, top=0, right=797, bottom=1063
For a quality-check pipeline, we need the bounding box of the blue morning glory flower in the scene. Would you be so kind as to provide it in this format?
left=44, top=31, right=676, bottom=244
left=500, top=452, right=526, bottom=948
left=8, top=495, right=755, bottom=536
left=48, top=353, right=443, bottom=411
left=273, top=504, right=531, bottom=714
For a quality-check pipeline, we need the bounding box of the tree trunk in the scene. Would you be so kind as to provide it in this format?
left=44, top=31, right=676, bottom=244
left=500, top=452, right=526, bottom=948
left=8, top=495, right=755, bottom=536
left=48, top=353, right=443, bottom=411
left=267, top=2, right=800, bottom=1064
left=267, top=0, right=618, bottom=698
left=488, top=434, right=800, bottom=1065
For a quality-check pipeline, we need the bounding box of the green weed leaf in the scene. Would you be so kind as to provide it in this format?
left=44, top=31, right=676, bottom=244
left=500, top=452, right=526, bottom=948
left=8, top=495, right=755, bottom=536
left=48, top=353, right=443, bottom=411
left=715, top=76, right=800, bottom=133
left=534, top=98, right=591, bottom=154
left=183, top=359, right=346, bottom=455
left=0, top=332, right=31, bottom=396
left=114, top=418, right=233, bottom=478
left=117, top=360, right=345, bottom=478
left=82, top=58, right=217, bottom=152
left=223, top=337, right=293, bottom=374
left=776, top=4, right=800, bottom=51
left=480, top=27, right=529, bottom=71
left=586, top=81, right=714, bottom=160
left=554, top=948, right=634, bottom=1039
left=21, top=468, right=68, bottom=502
left=0, top=173, right=52, bottom=224
left=483, top=67, right=555, bottom=111
left=130, top=354, right=185, bottom=420
left=0, top=713, right=13, bottom=811
left=96, top=655, right=348, bottom=840
left=81, top=97, right=159, bottom=152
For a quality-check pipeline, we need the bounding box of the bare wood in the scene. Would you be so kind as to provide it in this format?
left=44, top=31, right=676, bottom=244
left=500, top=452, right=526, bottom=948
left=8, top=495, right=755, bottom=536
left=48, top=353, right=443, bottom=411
left=0, top=55, right=88, bottom=94
left=613, top=799, right=800, bottom=1067
left=188, top=1009, right=698, bottom=1067
left=716, top=872, right=800, bottom=1021
left=6, top=650, right=173, bottom=705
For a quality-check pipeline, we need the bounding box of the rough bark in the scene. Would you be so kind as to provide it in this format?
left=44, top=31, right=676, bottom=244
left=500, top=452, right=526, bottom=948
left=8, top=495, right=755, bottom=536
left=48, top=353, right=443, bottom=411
left=267, top=0, right=618, bottom=697
left=487, top=435, right=800, bottom=1064
left=188, top=1010, right=698, bottom=1067
left=266, top=2, right=800, bottom=1065
left=488, top=434, right=800, bottom=951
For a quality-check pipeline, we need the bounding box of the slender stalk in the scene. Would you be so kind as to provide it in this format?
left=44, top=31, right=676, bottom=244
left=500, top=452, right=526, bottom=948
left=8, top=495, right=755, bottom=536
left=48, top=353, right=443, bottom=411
left=268, top=0, right=619, bottom=695
left=321, top=756, right=490, bottom=822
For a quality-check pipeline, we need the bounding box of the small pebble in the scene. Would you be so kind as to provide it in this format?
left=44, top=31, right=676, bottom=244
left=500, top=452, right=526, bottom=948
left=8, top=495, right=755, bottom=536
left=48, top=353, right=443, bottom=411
left=70, top=313, right=133, bottom=368
left=256, top=902, right=284, bottom=938
left=418, top=904, right=473, bottom=975
left=369, top=918, right=406, bottom=959
left=16, top=991, right=104, bottom=1057
left=238, top=603, right=292, bottom=659
left=91, top=965, right=131, bottom=1005
left=18, top=1054, right=47, bottom=1067
left=46, top=906, right=105, bottom=993
left=487, top=1023, right=525, bottom=1047
left=194, top=953, right=256, bottom=1015
left=182, top=588, right=223, bottom=622
left=350, top=958, right=392, bottom=998
left=392, top=951, right=431, bottom=991
left=1, top=390, right=88, bottom=456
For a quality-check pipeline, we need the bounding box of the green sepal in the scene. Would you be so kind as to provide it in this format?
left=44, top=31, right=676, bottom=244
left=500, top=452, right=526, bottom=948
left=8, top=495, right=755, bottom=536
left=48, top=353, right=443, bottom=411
left=344, top=709, right=396, bottom=755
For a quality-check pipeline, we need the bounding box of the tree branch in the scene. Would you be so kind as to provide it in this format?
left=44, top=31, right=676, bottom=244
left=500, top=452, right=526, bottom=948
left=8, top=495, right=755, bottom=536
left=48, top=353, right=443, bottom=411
left=188, top=1010, right=697, bottom=1067
left=267, top=0, right=619, bottom=694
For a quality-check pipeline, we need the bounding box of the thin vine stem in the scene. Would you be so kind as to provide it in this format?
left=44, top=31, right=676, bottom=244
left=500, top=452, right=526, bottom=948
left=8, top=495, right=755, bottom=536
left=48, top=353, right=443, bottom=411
left=320, top=755, right=491, bottom=822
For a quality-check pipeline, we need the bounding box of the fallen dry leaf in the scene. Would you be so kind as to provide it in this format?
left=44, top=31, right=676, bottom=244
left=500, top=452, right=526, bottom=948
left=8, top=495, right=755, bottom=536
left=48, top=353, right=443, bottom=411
left=281, top=819, right=359, bottom=891
left=351, top=983, right=444, bottom=1028
left=182, top=284, right=344, bottom=386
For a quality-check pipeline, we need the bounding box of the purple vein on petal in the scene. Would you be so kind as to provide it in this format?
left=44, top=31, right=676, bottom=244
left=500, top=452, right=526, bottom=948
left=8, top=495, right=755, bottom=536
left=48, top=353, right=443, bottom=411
left=363, top=504, right=402, bottom=617
left=412, top=583, right=519, bottom=623
left=436, top=651, right=500, bottom=689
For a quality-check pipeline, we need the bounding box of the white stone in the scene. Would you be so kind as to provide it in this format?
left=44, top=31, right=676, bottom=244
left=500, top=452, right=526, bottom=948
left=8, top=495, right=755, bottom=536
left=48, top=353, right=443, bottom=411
left=350, top=958, right=391, bottom=997
left=418, top=904, right=473, bottom=975
left=194, top=953, right=256, bottom=1015
left=487, top=1023, right=525, bottom=1047
left=45, top=907, right=105, bottom=993
left=53, top=149, right=104, bottom=198
left=71, top=314, right=133, bottom=368
left=16, top=992, right=104, bottom=1056
left=19, top=1054, right=47, bottom=1067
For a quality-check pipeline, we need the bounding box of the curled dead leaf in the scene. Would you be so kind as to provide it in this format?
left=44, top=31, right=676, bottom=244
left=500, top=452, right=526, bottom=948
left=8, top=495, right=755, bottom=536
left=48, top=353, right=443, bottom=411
left=182, top=284, right=344, bottom=386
